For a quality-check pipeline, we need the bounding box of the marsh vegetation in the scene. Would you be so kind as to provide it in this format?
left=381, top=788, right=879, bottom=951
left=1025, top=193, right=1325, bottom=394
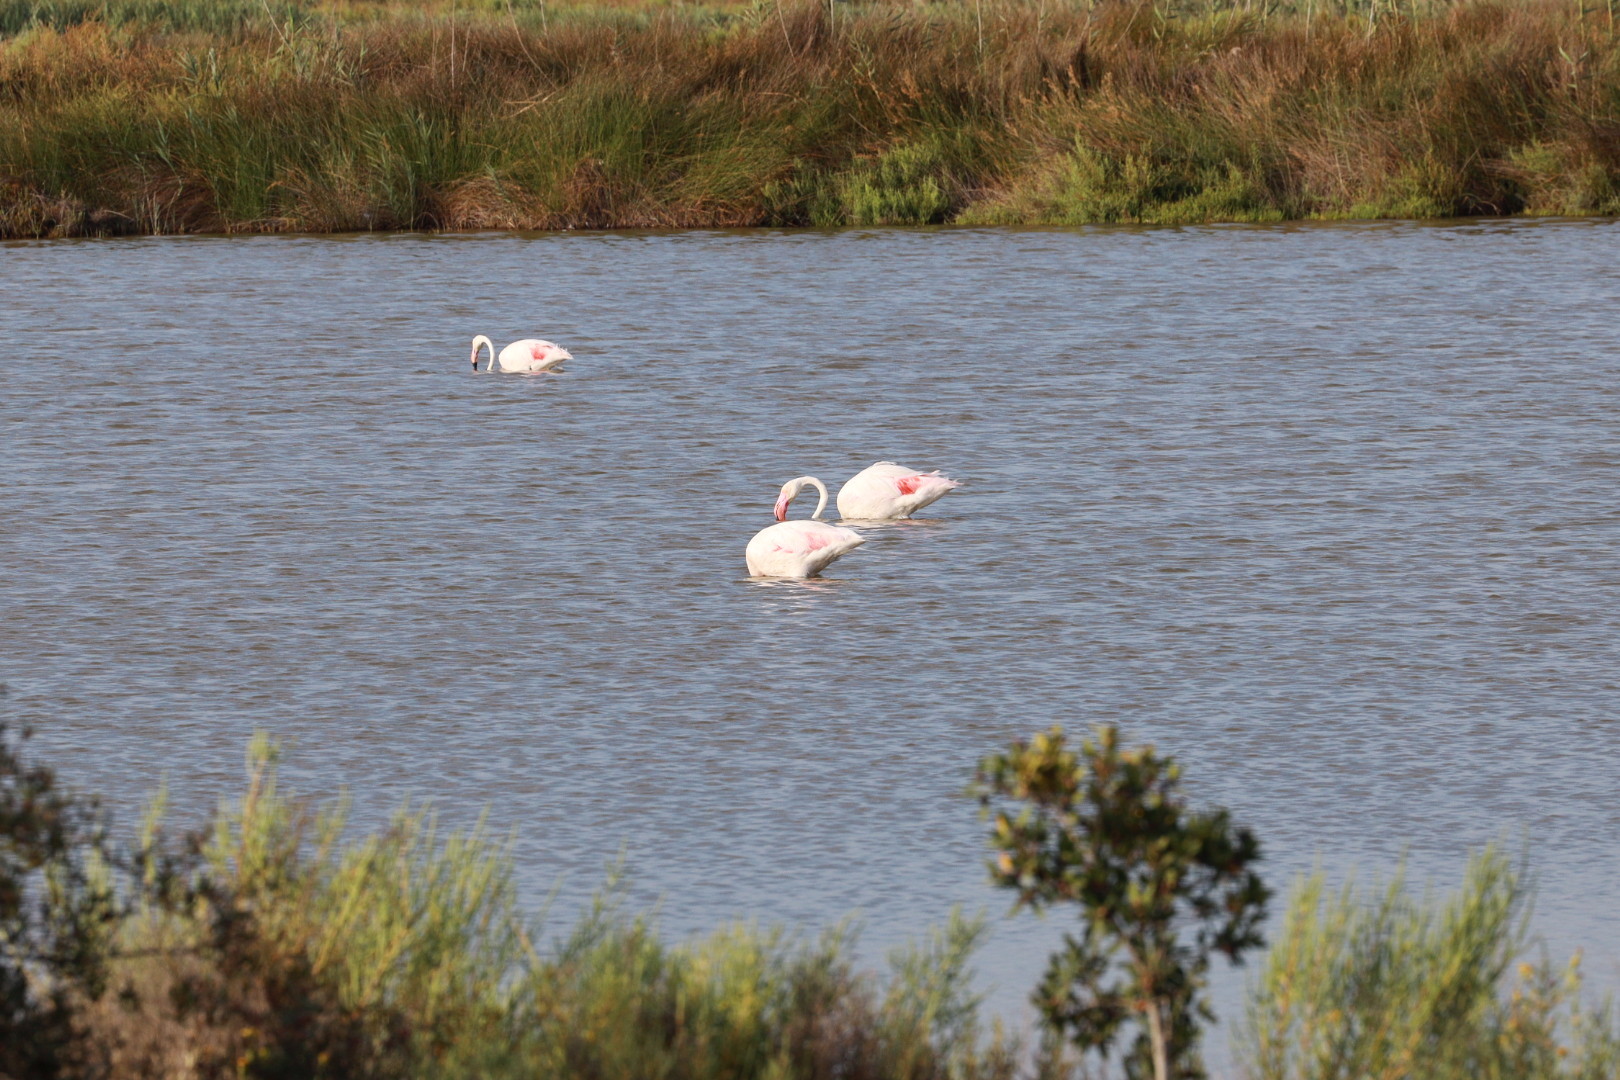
left=1, top=0, right=1617, bottom=235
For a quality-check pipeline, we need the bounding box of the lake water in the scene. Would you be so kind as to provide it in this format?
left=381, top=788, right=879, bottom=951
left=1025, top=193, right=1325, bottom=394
left=3, top=221, right=1618, bottom=1053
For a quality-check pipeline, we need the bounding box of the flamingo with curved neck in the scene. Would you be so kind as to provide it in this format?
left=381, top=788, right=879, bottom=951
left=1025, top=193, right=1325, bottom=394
left=470, top=334, right=573, bottom=374
left=748, top=476, right=864, bottom=578
left=774, top=476, right=830, bottom=521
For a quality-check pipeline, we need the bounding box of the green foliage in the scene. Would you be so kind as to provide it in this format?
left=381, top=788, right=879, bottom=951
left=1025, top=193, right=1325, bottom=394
left=0, top=717, right=129, bottom=1080
left=976, top=725, right=1269, bottom=1080
left=1509, top=141, right=1620, bottom=217
left=825, top=141, right=956, bottom=227
left=67, top=733, right=1017, bottom=1080
left=9, top=723, right=1620, bottom=1080
left=1346, top=154, right=1467, bottom=220
left=1240, top=847, right=1620, bottom=1080
left=465, top=910, right=1016, bottom=1080
left=171, top=734, right=521, bottom=1075
left=962, top=147, right=1286, bottom=226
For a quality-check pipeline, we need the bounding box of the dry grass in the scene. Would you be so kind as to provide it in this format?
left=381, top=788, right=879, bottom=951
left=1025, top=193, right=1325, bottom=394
left=0, top=0, right=1617, bottom=234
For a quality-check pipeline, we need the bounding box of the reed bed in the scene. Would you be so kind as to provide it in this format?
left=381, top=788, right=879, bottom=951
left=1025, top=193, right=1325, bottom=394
left=0, top=0, right=1616, bottom=234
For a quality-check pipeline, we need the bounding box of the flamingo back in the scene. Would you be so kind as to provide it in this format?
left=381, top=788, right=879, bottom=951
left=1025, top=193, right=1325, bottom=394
left=745, top=520, right=865, bottom=578
left=496, top=338, right=572, bottom=372
left=836, top=461, right=960, bottom=520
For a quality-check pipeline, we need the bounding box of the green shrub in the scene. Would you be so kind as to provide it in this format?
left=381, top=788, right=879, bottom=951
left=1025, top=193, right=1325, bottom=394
left=0, top=721, right=118, bottom=1080
left=71, top=734, right=1018, bottom=1080
left=975, top=725, right=1270, bottom=1080
left=826, top=140, right=956, bottom=227
left=1239, top=847, right=1620, bottom=1080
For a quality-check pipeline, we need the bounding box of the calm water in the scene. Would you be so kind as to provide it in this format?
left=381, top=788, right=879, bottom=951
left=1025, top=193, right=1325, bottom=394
left=3, top=221, right=1618, bottom=1042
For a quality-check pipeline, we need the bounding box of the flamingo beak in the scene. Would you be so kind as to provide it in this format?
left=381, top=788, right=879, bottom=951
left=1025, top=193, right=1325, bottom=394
left=774, top=494, right=791, bottom=522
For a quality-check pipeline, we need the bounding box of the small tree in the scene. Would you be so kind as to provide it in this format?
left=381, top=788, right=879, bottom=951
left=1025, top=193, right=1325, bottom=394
left=975, top=725, right=1269, bottom=1080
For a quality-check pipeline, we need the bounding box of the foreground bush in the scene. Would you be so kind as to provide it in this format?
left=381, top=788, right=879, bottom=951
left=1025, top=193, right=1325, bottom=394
left=0, top=721, right=120, bottom=1080
left=1239, top=848, right=1620, bottom=1080
left=1, top=0, right=1618, bottom=235
left=6, top=722, right=1620, bottom=1078
left=54, top=734, right=1017, bottom=1080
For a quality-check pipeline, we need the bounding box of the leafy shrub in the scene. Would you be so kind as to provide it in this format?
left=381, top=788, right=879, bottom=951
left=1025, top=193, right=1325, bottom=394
left=62, top=734, right=1018, bottom=1080
left=976, top=725, right=1270, bottom=1080
left=0, top=720, right=117, bottom=1080
left=825, top=141, right=956, bottom=227
left=1240, top=847, right=1620, bottom=1080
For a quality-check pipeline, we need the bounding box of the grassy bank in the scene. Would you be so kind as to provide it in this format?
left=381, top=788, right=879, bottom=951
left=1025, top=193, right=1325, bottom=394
left=0, top=0, right=1617, bottom=235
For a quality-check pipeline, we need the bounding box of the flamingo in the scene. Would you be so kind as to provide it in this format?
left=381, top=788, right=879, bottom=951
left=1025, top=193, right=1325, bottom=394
left=470, top=335, right=573, bottom=373
left=746, top=476, right=866, bottom=579
left=836, top=461, right=960, bottom=520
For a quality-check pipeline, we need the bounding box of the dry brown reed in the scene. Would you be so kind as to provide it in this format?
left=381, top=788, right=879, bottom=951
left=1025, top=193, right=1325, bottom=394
left=0, top=0, right=1616, bottom=235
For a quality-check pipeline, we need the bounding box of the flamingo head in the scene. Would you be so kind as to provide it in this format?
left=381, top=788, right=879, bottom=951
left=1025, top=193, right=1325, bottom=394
left=774, top=478, right=805, bottom=521
left=470, top=334, right=494, bottom=369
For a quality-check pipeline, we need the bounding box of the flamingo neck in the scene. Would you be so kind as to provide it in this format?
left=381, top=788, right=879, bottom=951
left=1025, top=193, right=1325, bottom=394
left=472, top=335, right=493, bottom=370
left=792, top=476, right=828, bottom=520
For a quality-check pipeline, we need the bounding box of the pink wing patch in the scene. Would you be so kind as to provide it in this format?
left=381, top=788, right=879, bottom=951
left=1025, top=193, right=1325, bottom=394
left=896, top=476, right=923, bottom=495
left=773, top=529, right=832, bottom=553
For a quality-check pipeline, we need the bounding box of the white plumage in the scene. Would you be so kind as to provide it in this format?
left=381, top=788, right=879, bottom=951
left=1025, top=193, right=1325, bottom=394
left=746, top=519, right=867, bottom=579
left=470, top=335, right=573, bottom=373
left=835, top=461, right=960, bottom=520
left=746, top=476, right=865, bottom=578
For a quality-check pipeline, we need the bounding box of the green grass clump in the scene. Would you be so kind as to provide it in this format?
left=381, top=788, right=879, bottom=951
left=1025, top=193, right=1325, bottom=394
left=1239, top=848, right=1620, bottom=1080
left=825, top=141, right=957, bottom=227
left=960, top=146, right=1288, bottom=225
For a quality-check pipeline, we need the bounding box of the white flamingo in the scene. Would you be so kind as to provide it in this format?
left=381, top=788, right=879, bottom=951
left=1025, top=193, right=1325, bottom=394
left=746, top=476, right=865, bottom=579
left=836, top=461, right=960, bottom=520
left=470, top=335, right=573, bottom=373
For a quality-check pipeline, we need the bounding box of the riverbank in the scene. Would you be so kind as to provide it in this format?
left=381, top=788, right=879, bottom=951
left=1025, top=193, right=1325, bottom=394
left=1, top=0, right=1617, bottom=236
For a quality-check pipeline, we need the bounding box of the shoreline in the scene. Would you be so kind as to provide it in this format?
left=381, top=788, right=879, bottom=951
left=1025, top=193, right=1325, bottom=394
left=4, top=213, right=1618, bottom=242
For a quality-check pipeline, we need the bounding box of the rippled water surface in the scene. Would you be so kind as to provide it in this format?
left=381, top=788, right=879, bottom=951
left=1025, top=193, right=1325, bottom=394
left=4, top=222, right=1619, bottom=1032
